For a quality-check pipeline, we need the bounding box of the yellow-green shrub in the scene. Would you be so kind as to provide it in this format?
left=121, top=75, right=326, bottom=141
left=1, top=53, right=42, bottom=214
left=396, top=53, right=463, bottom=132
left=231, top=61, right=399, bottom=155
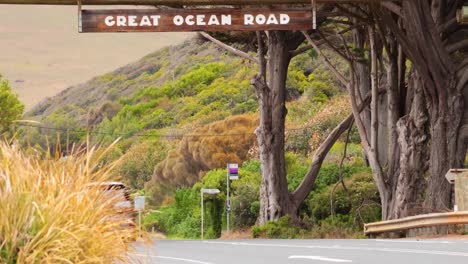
left=0, top=142, right=134, bottom=263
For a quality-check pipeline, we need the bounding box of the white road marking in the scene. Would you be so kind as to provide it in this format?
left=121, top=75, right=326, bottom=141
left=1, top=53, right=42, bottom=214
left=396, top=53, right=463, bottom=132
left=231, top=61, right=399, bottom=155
left=289, top=255, right=352, bottom=262
left=203, top=241, right=468, bottom=257
left=375, top=239, right=454, bottom=244
left=130, top=253, right=215, bottom=264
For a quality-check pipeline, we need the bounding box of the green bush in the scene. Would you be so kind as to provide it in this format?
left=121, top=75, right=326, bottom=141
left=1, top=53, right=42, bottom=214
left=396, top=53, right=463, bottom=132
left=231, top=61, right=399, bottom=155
left=230, top=185, right=259, bottom=228
left=307, top=170, right=380, bottom=229
left=252, top=216, right=301, bottom=239
left=307, top=215, right=365, bottom=239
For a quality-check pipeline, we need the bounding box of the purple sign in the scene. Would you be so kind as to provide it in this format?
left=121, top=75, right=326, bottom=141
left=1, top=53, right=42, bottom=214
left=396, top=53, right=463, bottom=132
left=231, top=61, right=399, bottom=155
left=228, top=163, right=239, bottom=180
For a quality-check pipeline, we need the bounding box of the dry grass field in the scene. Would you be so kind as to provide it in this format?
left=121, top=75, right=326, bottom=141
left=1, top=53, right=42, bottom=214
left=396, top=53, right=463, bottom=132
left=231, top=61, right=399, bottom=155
left=0, top=5, right=191, bottom=109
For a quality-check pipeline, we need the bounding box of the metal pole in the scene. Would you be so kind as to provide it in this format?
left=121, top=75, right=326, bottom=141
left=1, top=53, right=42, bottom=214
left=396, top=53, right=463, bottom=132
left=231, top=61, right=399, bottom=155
left=201, top=190, right=204, bottom=240
left=138, top=209, right=141, bottom=238
left=226, top=164, right=230, bottom=233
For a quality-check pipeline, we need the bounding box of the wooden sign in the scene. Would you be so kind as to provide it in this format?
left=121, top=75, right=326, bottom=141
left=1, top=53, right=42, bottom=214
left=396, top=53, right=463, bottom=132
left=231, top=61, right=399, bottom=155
left=80, top=8, right=313, bottom=32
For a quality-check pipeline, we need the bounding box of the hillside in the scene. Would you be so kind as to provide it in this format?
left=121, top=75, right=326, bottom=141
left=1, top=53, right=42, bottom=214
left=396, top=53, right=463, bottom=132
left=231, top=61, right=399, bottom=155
left=0, top=5, right=190, bottom=108
left=18, top=35, right=379, bottom=239
left=28, top=38, right=231, bottom=123
left=22, top=34, right=351, bottom=195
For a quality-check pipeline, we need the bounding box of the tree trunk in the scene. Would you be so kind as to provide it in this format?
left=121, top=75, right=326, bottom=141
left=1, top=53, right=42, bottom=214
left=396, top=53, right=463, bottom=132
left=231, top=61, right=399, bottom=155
left=397, top=0, right=465, bottom=211
left=391, top=71, right=428, bottom=218
left=253, top=31, right=292, bottom=225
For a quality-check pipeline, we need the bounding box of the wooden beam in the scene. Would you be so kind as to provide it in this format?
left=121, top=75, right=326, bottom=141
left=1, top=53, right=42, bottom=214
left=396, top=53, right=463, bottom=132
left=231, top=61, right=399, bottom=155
left=0, top=0, right=390, bottom=6
left=80, top=8, right=315, bottom=32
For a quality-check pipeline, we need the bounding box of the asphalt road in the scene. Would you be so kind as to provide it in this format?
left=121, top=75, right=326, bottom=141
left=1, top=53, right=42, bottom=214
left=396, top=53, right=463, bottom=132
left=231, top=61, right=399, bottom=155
left=130, top=238, right=468, bottom=264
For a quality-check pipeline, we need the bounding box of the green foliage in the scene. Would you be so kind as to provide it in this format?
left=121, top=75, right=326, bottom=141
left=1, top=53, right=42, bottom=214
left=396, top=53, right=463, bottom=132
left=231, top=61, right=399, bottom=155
left=117, top=140, right=170, bottom=190
left=143, top=186, right=223, bottom=239
left=22, top=107, right=84, bottom=150
left=144, top=161, right=262, bottom=238
left=145, top=188, right=201, bottom=238
left=308, top=170, right=381, bottom=229
left=230, top=185, right=259, bottom=228
left=0, top=76, right=24, bottom=136
left=285, top=152, right=309, bottom=191
left=252, top=216, right=302, bottom=239
left=229, top=160, right=262, bottom=229
left=286, top=96, right=351, bottom=155
left=306, top=215, right=365, bottom=239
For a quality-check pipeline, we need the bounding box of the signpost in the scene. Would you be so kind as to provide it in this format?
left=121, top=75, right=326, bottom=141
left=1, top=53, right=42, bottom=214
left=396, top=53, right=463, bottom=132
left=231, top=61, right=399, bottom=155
left=445, top=169, right=468, bottom=211
left=457, top=6, right=468, bottom=24
left=134, top=195, right=145, bottom=237
left=79, top=8, right=313, bottom=32
left=226, top=163, right=239, bottom=233
left=201, top=188, right=220, bottom=240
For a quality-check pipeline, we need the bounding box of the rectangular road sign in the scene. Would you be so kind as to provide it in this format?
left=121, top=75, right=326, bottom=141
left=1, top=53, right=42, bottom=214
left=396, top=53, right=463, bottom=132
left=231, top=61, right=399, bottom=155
left=201, top=188, right=220, bottom=194
left=134, top=195, right=145, bottom=211
left=80, top=8, right=313, bottom=32
left=228, top=163, right=238, bottom=180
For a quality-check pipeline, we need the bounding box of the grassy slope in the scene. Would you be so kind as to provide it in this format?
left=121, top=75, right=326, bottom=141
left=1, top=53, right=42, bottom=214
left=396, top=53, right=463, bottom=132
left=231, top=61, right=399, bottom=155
left=28, top=39, right=231, bottom=122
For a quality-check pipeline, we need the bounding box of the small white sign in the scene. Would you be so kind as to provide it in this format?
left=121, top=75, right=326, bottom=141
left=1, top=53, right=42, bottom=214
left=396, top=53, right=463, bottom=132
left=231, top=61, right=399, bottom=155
left=134, top=196, right=145, bottom=211
left=445, top=169, right=468, bottom=184
left=201, top=188, right=220, bottom=194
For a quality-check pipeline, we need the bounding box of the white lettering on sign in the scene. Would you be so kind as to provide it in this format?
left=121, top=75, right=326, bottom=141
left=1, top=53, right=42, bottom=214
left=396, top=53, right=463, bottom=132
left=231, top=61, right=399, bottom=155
left=104, top=15, right=161, bottom=27
left=197, top=15, right=206, bottom=25
left=173, top=15, right=184, bottom=26
left=151, top=15, right=161, bottom=26
left=244, top=14, right=254, bottom=25
left=244, top=14, right=290, bottom=25
left=104, top=16, right=115, bottom=26
left=128, top=15, right=137, bottom=26
left=117, top=16, right=126, bottom=26
left=140, top=16, right=151, bottom=26
left=266, top=14, right=278, bottom=24
left=280, top=14, right=290, bottom=24
left=173, top=14, right=233, bottom=26
left=221, top=15, right=231, bottom=25
left=101, top=13, right=291, bottom=28
left=186, top=15, right=195, bottom=25
left=256, top=14, right=266, bottom=24
left=208, top=15, right=220, bottom=25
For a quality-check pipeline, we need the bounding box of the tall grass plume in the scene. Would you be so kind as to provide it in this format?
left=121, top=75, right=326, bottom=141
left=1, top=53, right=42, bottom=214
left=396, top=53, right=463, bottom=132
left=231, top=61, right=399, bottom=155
left=0, top=141, right=135, bottom=263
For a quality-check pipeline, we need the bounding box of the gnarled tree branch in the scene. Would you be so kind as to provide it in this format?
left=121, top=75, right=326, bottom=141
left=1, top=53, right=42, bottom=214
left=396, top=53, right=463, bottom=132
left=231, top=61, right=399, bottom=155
left=199, top=32, right=259, bottom=64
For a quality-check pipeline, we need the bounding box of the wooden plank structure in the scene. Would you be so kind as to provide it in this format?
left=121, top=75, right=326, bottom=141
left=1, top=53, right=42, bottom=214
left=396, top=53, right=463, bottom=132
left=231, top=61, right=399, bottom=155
left=0, top=0, right=388, bottom=5
left=81, top=8, right=315, bottom=32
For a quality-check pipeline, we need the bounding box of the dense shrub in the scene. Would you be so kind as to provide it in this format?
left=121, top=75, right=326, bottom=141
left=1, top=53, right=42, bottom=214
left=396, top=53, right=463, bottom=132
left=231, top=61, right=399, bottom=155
left=147, top=114, right=257, bottom=206
left=0, top=76, right=24, bottom=136
left=286, top=96, right=351, bottom=155
left=308, top=170, right=381, bottom=229
left=252, top=216, right=302, bottom=239
left=117, top=140, right=170, bottom=190
left=144, top=161, right=262, bottom=238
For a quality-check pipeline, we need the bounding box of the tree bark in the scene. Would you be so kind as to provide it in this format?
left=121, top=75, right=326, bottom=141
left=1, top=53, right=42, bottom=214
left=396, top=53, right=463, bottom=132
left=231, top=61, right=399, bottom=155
left=253, top=31, right=293, bottom=225
left=398, top=0, right=465, bottom=211
left=391, top=71, right=428, bottom=218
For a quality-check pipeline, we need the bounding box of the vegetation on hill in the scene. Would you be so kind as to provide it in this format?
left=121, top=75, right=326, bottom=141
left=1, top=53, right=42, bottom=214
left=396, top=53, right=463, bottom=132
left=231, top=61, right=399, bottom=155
left=17, top=36, right=379, bottom=239
left=0, top=76, right=24, bottom=137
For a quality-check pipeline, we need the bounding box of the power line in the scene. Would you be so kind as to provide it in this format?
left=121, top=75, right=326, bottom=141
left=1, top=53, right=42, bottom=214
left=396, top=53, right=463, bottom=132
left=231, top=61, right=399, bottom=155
left=17, top=123, right=254, bottom=139
left=17, top=122, right=319, bottom=139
